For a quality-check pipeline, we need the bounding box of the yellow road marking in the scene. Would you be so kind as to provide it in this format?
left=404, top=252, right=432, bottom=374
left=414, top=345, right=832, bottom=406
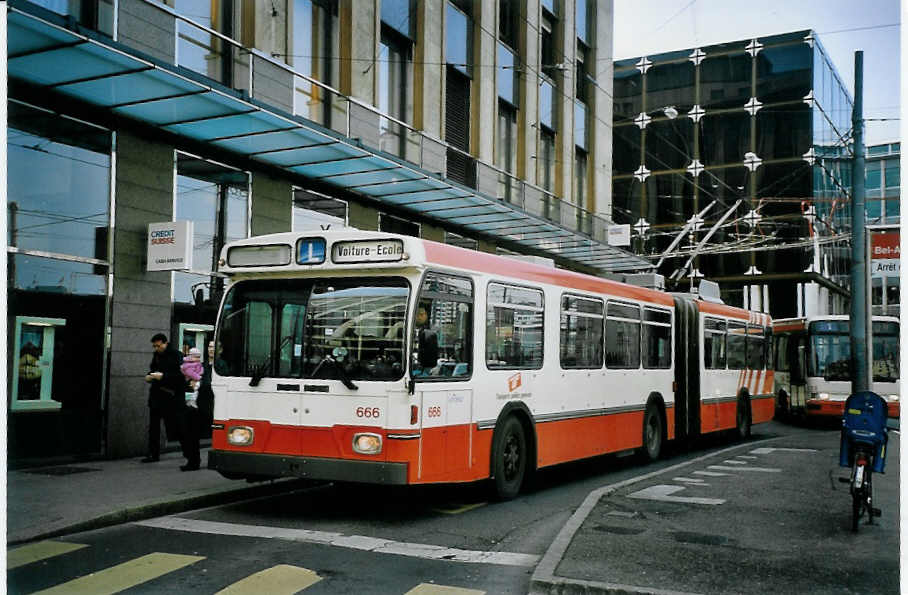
left=215, top=564, right=322, bottom=594
left=32, top=552, right=204, bottom=595
left=406, top=584, right=485, bottom=595
left=7, top=541, right=88, bottom=570
left=431, top=502, right=487, bottom=515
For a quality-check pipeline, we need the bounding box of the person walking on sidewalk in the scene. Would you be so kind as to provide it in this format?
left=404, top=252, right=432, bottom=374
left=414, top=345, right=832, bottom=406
left=143, top=333, right=200, bottom=470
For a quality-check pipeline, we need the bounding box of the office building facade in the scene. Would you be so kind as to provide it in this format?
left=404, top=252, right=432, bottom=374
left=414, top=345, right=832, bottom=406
left=612, top=30, right=854, bottom=318
left=6, top=0, right=635, bottom=462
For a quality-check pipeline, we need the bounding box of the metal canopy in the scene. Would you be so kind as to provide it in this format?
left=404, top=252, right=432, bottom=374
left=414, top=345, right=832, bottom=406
left=6, top=5, right=652, bottom=273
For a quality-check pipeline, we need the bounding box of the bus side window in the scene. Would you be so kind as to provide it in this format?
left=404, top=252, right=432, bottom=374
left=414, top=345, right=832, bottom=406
left=412, top=273, right=474, bottom=378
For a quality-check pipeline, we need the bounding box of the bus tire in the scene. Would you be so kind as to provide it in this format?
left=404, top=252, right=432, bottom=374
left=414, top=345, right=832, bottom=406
left=642, top=402, right=664, bottom=462
left=736, top=395, right=752, bottom=439
left=491, top=416, right=527, bottom=501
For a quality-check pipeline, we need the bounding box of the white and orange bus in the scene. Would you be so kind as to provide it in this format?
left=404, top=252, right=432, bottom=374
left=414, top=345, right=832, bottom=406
left=773, top=316, right=900, bottom=419
left=208, top=230, right=773, bottom=499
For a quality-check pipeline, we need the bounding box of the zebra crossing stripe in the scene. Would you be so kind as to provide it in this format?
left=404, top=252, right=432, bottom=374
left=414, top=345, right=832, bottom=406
left=406, top=584, right=485, bottom=594
left=7, top=541, right=88, bottom=570
left=32, top=552, right=204, bottom=595
left=215, top=564, right=321, bottom=594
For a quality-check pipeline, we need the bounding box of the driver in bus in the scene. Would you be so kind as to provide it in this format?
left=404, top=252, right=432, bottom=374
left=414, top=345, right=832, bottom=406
left=413, top=302, right=439, bottom=376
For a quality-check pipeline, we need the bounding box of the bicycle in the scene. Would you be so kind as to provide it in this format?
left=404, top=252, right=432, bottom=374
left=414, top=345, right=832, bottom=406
left=838, top=391, right=888, bottom=532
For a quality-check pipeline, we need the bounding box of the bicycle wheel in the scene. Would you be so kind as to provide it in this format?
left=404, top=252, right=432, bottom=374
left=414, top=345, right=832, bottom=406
left=865, top=469, right=874, bottom=525
left=852, top=489, right=861, bottom=532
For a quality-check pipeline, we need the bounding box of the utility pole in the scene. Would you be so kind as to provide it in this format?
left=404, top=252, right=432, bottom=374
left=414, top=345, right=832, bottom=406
left=849, top=51, right=871, bottom=393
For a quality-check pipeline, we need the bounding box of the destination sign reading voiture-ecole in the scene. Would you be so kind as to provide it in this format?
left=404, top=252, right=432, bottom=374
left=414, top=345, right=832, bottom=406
left=331, top=239, right=404, bottom=263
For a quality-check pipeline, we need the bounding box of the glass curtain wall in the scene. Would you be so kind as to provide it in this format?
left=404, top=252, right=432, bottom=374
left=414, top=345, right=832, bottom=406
left=7, top=100, right=112, bottom=459
left=612, top=31, right=853, bottom=315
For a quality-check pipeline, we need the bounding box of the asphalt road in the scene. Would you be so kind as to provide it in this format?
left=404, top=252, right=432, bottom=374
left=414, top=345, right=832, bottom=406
left=8, top=420, right=899, bottom=594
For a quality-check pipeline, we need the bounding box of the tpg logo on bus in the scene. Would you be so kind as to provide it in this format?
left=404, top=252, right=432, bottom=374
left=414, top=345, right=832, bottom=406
left=331, top=239, right=404, bottom=263
left=147, top=221, right=193, bottom=271
left=508, top=372, right=522, bottom=392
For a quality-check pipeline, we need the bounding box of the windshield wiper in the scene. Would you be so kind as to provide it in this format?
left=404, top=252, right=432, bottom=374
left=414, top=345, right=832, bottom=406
left=310, top=355, right=359, bottom=391
left=249, top=335, right=293, bottom=387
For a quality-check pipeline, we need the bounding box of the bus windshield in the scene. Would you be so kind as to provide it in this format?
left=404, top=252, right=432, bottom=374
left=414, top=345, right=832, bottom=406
left=808, top=321, right=900, bottom=383
left=217, top=277, right=409, bottom=382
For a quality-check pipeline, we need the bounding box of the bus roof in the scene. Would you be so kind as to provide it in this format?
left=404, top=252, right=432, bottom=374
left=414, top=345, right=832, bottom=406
left=773, top=315, right=900, bottom=333
left=219, top=230, right=680, bottom=305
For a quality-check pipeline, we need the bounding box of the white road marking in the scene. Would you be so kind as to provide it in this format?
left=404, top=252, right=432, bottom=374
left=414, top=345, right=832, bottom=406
left=136, top=517, right=539, bottom=568
left=693, top=470, right=728, bottom=477
left=722, top=460, right=747, bottom=465
left=673, top=477, right=708, bottom=485
left=605, top=511, right=638, bottom=518
left=627, top=485, right=726, bottom=505
left=749, top=447, right=817, bottom=455
left=737, top=455, right=758, bottom=459
left=708, top=465, right=781, bottom=473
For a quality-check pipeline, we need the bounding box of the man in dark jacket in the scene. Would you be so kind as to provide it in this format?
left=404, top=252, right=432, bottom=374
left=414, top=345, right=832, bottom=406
left=143, top=333, right=200, bottom=470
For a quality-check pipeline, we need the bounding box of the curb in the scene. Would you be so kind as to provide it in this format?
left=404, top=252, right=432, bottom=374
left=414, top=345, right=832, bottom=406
left=529, top=437, right=782, bottom=595
left=7, top=478, right=311, bottom=546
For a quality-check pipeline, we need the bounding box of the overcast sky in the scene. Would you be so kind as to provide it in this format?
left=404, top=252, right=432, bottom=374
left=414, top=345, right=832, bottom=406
left=613, top=0, right=901, bottom=145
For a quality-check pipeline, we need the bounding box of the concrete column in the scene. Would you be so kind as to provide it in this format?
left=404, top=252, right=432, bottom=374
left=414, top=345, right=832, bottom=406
left=591, top=0, right=614, bottom=219
left=251, top=173, right=292, bottom=236
left=557, top=0, right=576, bottom=204
left=415, top=0, right=445, bottom=139
left=472, top=0, right=496, bottom=163
left=348, top=203, right=379, bottom=230
left=518, top=0, right=540, bottom=184
left=339, top=0, right=378, bottom=103
left=107, top=132, right=175, bottom=458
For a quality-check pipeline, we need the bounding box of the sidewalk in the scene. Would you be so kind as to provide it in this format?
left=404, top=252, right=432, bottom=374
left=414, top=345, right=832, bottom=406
left=531, top=428, right=900, bottom=595
left=7, top=449, right=304, bottom=545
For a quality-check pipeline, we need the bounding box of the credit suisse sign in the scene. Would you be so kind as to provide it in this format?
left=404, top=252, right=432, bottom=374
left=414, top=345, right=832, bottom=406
left=147, top=221, right=193, bottom=271
left=870, top=231, right=899, bottom=277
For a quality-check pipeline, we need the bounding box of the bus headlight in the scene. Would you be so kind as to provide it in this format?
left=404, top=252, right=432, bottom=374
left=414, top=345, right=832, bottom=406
left=889, top=394, right=899, bottom=402
left=227, top=426, right=254, bottom=446
left=818, top=393, right=830, bottom=401
left=353, top=433, right=382, bottom=455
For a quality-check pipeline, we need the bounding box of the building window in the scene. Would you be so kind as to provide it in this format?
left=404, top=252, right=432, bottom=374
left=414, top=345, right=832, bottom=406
left=381, top=0, right=415, bottom=40
left=291, top=0, right=339, bottom=126
left=539, top=129, right=556, bottom=192
left=445, top=231, right=479, bottom=250
left=446, top=1, right=472, bottom=76
left=498, top=0, right=518, bottom=48
left=379, top=28, right=413, bottom=157
left=541, top=15, right=557, bottom=80
left=497, top=42, right=518, bottom=106
left=174, top=154, right=249, bottom=306
left=172, top=0, right=237, bottom=87
left=574, top=148, right=587, bottom=207
left=379, top=213, right=420, bottom=237
left=26, top=0, right=114, bottom=36
left=497, top=101, right=518, bottom=201
left=293, top=188, right=347, bottom=230
left=575, top=0, right=589, bottom=45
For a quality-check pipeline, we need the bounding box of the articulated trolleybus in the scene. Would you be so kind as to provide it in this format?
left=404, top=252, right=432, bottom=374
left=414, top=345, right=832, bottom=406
left=209, top=231, right=773, bottom=499
left=773, top=316, right=900, bottom=419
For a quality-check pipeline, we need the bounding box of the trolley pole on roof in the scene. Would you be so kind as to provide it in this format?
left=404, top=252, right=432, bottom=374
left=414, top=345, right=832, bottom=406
left=849, top=51, right=871, bottom=393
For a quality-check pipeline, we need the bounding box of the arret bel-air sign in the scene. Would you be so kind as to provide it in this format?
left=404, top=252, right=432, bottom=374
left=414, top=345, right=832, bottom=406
left=870, top=231, right=899, bottom=277
left=147, top=221, right=194, bottom=271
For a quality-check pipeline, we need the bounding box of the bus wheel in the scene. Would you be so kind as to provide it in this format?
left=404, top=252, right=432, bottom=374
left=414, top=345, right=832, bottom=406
left=642, top=404, right=663, bottom=462
left=736, top=396, right=752, bottom=439
left=491, top=416, right=527, bottom=501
